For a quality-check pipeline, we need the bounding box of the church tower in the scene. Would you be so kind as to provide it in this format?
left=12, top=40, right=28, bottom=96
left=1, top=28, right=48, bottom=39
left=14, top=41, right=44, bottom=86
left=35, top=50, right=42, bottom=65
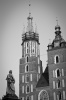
left=47, top=22, right=66, bottom=100
left=19, top=6, right=42, bottom=100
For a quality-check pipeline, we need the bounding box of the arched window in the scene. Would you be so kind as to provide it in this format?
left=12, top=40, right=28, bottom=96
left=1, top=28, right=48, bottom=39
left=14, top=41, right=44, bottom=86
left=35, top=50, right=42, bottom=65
left=57, top=91, right=62, bottom=100
left=26, top=42, right=29, bottom=54
left=25, top=65, right=29, bottom=72
left=26, top=85, right=30, bottom=94
left=56, top=79, right=61, bottom=89
left=56, top=56, right=59, bottom=63
left=27, top=56, right=28, bottom=62
left=38, top=90, right=49, bottom=100
left=54, top=55, right=60, bottom=64
left=26, top=95, right=30, bottom=100
left=25, top=74, right=30, bottom=83
left=57, top=69, right=60, bottom=77
left=32, top=42, right=35, bottom=54
left=55, top=68, right=61, bottom=78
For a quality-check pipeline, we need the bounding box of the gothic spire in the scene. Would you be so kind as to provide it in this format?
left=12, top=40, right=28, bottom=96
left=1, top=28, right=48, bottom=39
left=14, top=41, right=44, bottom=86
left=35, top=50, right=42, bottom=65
left=27, top=1, right=34, bottom=33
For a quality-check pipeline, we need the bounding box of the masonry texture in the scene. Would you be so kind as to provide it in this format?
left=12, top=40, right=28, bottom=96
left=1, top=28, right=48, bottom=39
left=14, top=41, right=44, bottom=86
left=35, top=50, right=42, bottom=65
left=19, top=12, right=66, bottom=100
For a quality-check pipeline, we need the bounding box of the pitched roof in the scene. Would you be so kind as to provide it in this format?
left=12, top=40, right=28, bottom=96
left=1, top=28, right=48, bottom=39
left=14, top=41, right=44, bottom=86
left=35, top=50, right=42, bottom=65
left=36, top=65, right=49, bottom=88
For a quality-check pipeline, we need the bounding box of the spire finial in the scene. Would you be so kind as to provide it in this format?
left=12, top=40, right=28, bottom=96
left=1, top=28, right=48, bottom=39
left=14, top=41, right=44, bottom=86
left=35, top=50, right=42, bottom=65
left=56, top=17, right=58, bottom=25
left=29, top=0, right=31, bottom=16
left=35, top=23, right=38, bottom=33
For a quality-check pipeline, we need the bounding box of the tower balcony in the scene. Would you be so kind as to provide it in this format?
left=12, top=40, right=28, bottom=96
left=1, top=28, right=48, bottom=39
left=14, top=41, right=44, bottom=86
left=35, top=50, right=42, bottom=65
left=22, top=32, right=39, bottom=44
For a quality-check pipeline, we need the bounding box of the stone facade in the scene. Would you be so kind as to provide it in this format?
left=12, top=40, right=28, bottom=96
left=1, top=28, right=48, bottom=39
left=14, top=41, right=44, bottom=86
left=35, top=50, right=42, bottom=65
left=19, top=13, right=42, bottom=100
left=19, top=12, right=66, bottom=100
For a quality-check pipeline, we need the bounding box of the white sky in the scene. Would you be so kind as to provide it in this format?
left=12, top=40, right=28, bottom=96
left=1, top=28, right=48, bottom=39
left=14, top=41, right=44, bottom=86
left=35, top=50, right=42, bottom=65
left=0, top=0, right=66, bottom=98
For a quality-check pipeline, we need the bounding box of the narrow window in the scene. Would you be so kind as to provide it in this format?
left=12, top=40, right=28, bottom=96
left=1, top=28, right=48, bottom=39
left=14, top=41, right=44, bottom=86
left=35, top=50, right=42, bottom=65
left=27, top=56, right=28, bottom=62
left=54, top=55, right=60, bottom=64
left=25, top=65, right=29, bottom=72
left=53, top=81, right=55, bottom=89
left=25, top=74, right=30, bottom=83
left=62, top=69, right=64, bottom=76
left=53, top=92, right=56, bottom=100
left=22, top=75, right=24, bottom=83
left=53, top=70, right=55, bottom=77
left=62, top=79, right=65, bottom=87
left=24, top=42, right=25, bottom=57
left=57, top=91, right=62, bottom=100
left=27, top=42, right=29, bottom=47
left=31, top=84, right=33, bottom=92
left=63, top=91, right=66, bottom=99
left=26, top=42, right=29, bottom=54
left=27, top=49, right=29, bottom=53
left=26, top=95, right=30, bottom=100
left=55, top=69, right=61, bottom=78
left=22, top=86, right=24, bottom=93
left=57, top=80, right=61, bottom=89
left=26, top=65, right=29, bottom=72
left=31, top=95, right=33, bottom=100
left=57, top=69, right=60, bottom=77
left=56, top=56, right=59, bottom=63
left=26, top=85, right=30, bottom=93
left=30, top=74, right=32, bottom=81
left=32, top=42, right=35, bottom=54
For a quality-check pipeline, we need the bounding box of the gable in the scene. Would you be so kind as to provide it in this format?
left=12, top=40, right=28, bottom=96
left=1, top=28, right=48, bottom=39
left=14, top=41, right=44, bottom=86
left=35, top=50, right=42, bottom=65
left=36, top=66, right=49, bottom=88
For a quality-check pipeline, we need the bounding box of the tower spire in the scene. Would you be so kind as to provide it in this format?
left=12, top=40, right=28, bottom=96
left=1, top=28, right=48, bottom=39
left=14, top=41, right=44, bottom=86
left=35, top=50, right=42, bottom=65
left=56, top=17, right=58, bottom=25
left=27, top=0, right=34, bottom=33
left=29, top=0, right=31, bottom=16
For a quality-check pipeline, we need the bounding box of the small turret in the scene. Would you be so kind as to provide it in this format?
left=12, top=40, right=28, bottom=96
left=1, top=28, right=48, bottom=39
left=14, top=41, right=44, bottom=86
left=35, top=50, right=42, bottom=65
left=47, top=20, right=66, bottom=50
left=22, top=13, right=39, bottom=45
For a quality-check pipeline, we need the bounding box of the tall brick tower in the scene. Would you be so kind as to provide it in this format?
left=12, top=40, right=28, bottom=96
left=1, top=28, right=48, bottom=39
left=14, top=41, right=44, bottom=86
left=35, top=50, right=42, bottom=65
left=19, top=10, right=42, bottom=100
left=47, top=22, right=66, bottom=100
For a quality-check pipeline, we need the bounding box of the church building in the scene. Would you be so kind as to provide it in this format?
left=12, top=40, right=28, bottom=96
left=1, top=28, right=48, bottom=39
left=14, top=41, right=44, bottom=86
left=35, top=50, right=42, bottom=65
left=19, top=8, right=66, bottom=100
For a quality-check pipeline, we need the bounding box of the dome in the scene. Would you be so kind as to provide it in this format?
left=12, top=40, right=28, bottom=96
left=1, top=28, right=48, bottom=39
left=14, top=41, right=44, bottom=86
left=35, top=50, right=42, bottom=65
left=55, top=24, right=61, bottom=30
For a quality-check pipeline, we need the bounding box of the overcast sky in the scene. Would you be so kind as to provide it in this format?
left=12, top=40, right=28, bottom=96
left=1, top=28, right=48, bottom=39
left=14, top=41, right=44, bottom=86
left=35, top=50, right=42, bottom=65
left=0, top=0, right=66, bottom=98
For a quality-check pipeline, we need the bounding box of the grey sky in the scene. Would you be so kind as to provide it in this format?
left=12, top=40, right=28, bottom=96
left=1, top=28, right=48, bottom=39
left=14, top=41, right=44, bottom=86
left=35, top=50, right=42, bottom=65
left=0, top=0, right=66, bottom=98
